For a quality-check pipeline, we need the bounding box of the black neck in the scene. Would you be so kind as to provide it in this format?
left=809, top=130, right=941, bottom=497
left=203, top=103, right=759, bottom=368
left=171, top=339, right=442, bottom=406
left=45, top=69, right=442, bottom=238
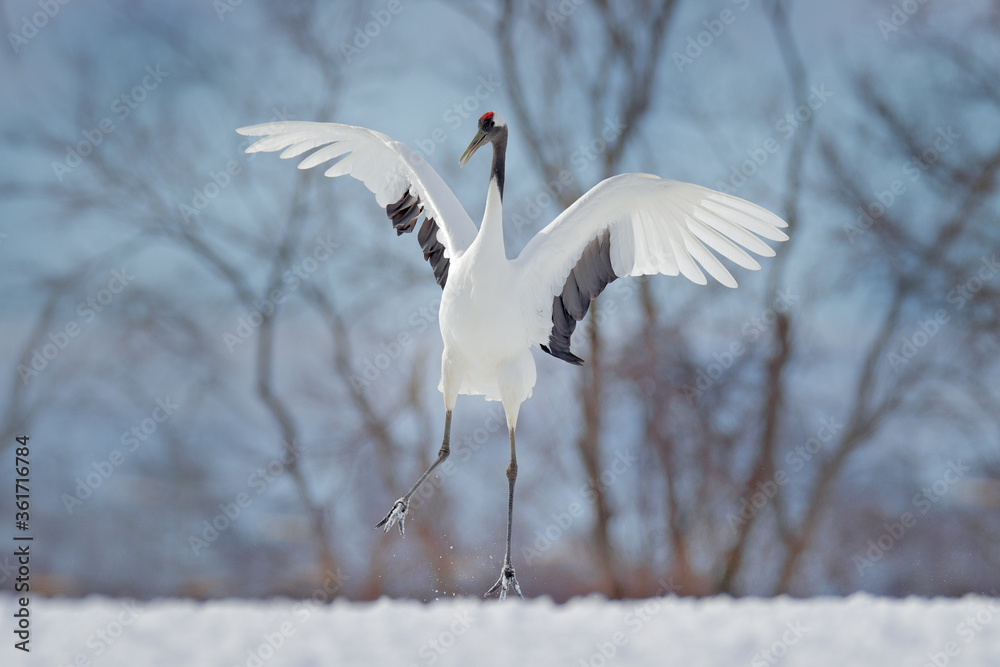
left=491, top=129, right=507, bottom=200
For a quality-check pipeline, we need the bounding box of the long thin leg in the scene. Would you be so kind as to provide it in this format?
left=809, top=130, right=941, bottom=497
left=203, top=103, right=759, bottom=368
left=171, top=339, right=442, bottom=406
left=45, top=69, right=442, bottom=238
left=374, top=410, right=452, bottom=536
left=486, top=426, right=523, bottom=600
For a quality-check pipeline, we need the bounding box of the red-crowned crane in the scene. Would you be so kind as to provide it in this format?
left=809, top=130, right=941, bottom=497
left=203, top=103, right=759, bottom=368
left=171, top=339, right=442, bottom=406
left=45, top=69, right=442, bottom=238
left=237, top=112, right=788, bottom=600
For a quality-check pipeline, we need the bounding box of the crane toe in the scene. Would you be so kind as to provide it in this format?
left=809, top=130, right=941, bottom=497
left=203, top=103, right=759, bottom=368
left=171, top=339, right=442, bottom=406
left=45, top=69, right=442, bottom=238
left=485, top=559, right=523, bottom=601
left=374, top=498, right=408, bottom=536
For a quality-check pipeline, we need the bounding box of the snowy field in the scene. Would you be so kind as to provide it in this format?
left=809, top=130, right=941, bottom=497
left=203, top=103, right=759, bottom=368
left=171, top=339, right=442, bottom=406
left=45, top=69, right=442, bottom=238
left=4, top=593, right=1000, bottom=666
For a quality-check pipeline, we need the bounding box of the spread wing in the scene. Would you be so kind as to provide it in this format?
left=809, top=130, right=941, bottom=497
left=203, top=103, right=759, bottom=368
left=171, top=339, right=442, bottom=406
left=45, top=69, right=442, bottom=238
left=237, top=121, right=479, bottom=287
left=515, top=174, right=789, bottom=364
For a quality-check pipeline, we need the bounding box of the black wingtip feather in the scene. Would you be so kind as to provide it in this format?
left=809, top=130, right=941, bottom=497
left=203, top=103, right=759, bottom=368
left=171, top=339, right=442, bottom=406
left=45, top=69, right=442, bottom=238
left=539, top=229, right=617, bottom=366
left=540, top=343, right=585, bottom=365
left=386, top=191, right=450, bottom=289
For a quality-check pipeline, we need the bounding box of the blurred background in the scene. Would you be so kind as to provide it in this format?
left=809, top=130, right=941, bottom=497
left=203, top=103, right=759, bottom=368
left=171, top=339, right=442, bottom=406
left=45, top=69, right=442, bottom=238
left=0, top=0, right=998, bottom=603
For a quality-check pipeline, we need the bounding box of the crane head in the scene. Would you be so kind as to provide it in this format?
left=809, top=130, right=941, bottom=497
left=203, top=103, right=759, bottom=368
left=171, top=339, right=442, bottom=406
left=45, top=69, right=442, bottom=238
left=459, top=111, right=507, bottom=167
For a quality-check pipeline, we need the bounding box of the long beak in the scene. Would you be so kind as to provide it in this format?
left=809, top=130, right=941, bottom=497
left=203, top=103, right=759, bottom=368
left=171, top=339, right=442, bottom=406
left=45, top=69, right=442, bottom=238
left=459, top=129, right=488, bottom=167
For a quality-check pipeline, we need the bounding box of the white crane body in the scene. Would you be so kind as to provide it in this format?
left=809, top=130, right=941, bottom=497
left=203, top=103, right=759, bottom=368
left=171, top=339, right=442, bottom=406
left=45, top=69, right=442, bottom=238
left=237, top=111, right=788, bottom=599
left=440, top=178, right=536, bottom=425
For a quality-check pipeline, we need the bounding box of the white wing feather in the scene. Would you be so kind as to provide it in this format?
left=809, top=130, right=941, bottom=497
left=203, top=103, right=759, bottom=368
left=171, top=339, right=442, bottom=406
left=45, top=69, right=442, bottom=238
left=236, top=121, right=479, bottom=256
left=516, top=173, right=788, bottom=345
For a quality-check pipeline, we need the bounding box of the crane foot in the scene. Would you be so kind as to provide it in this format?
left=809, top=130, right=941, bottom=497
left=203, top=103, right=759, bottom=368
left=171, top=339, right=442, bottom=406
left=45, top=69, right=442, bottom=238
left=374, top=498, right=408, bottom=536
left=485, top=559, right=523, bottom=601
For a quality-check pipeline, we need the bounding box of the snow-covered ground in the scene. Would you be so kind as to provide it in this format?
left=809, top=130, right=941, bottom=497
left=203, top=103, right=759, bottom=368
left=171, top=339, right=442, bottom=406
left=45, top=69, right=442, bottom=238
left=4, top=593, right=1000, bottom=666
